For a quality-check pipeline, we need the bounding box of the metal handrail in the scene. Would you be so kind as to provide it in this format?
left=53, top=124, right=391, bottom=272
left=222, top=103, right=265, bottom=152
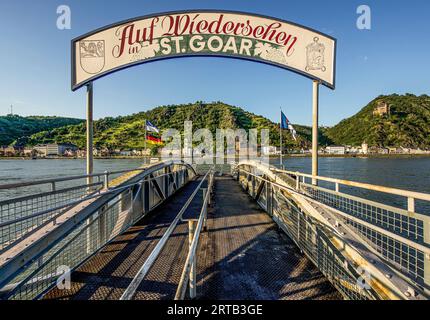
left=0, top=167, right=149, bottom=190
left=0, top=184, right=103, bottom=229
left=0, top=181, right=102, bottom=206
left=272, top=168, right=430, bottom=209
left=175, top=171, right=214, bottom=300
left=0, top=160, right=197, bottom=294
left=120, top=169, right=213, bottom=300
left=236, top=163, right=430, bottom=298
left=0, top=173, right=188, bottom=228
left=238, top=168, right=430, bottom=255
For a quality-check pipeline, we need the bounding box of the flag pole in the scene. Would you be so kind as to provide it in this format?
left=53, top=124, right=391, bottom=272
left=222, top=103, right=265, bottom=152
left=144, top=119, right=147, bottom=164
left=280, top=108, right=283, bottom=168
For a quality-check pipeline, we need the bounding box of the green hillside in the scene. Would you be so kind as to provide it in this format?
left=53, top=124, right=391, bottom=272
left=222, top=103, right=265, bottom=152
left=25, top=102, right=315, bottom=149
left=0, top=115, right=84, bottom=146
left=326, top=94, right=430, bottom=148
left=6, top=95, right=428, bottom=151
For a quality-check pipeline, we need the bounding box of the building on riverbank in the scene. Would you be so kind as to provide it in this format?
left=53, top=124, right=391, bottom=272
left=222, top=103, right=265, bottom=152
left=0, top=145, right=23, bottom=156
left=325, top=146, right=346, bottom=155
left=34, top=143, right=78, bottom=156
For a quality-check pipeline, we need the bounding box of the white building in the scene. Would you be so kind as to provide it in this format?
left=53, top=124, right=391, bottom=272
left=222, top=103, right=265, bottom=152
left=361, top=142, right=368, bottom=155
left=261, top=146, right=277, bottom=155
left=34, top=144, right=78, bottom=156
left=326, top=146, right=346, bottom=155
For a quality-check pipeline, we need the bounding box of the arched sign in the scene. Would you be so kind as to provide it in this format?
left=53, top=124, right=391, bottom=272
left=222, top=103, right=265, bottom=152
left=72, top=10, right=336, bottom=90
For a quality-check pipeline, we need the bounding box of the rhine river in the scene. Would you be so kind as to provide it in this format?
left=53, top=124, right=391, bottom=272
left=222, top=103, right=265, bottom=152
left=0, top=157, right=429, bottom=213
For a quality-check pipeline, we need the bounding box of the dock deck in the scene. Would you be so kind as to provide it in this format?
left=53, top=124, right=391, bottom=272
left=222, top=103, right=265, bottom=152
left=44, top=175, right=341, bottom=300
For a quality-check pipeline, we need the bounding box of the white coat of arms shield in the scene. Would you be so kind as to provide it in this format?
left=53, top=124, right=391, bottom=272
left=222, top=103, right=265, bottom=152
left=79, top=40, right=105, bottom=74
left=305, top=37, right=326, bottom=72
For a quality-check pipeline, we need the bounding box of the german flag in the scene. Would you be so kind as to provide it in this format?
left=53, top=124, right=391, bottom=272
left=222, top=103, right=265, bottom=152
left=146, top=134, right=163, bottom=145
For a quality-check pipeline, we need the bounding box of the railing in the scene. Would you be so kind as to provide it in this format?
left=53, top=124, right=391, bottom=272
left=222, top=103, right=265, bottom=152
left=175, top=171, right=214, bottom=300
left=272, top=168, right=430, bottom=214
left=234, top=161, right=430, bottom=300
left=0, top=182, right=102, bottom=253
left=0, top=167, right=156, bottom=253
left=0, top=160, right=196, bottom=300
left=272, top=168, right=430, bottom=294
left=120, top=169, right=214, bottom=300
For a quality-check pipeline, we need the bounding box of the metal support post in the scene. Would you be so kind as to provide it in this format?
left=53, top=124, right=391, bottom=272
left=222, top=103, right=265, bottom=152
left=104, top=171, right=110, bottom=189
left=312, top=80, right=319, bottom=186
left=188, top=220, right=197, bottom=299
left=86, top=82, right=94, bottom=190
left=202, top=188, right=208, bottom=231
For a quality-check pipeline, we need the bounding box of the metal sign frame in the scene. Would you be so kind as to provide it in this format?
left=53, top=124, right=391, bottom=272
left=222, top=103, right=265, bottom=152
left=71, top=9, right=337, bottom=91
left=72, top=9, right=337, bottom=189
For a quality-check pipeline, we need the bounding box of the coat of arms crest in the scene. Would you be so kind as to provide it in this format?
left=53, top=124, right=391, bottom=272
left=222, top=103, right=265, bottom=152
left=79, top=40, right=105, bottom=74
left=305, top=37, right=326, bottom=72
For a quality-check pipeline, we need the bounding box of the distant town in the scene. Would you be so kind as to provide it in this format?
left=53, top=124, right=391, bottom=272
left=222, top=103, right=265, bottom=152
left=269, top=143, right=430, bottom=156
left=1, top=141, right=429, bottom=159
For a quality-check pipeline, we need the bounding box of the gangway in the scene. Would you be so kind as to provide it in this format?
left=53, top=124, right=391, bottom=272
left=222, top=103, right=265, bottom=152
left=0, top=160, right=429, bottom=300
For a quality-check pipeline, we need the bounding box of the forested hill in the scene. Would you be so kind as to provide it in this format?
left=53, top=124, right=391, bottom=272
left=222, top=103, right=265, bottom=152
left=325, top=94, right=430, bottom=148
left=0, top=115, right=84, bottom=146
left=5, top=95, right=428, bottom=150
left=24, top=102, right=320, bottom=149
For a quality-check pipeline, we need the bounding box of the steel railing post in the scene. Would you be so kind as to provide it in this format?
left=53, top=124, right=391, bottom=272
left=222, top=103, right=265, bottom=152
left=129, top=188, right=133, bottom=215
left=137, top=181, right=144, bottom=218
left=424, top=218, right=430, bottom=287
left=143, top=178, right=150, bottom=213
left=104, top=171, right=110, bottom=189
left=208, top=178, right=212, bottom=205
left=201, top=188, right=208, bottom=231
left=266, top=182, right=273, bottom=216
left=99, top=205, right=107, bottom=245
left=86, top=216, right=93, bottom=254
left=164, top=167, right=170, bottom=198
left=407, top=197, right=415, bottom=213
left=188, top=220, right=197, bottom=299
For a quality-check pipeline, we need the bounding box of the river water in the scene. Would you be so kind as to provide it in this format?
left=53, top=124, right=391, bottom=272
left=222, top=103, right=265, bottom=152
left=0, top=157, right=429, bottom=213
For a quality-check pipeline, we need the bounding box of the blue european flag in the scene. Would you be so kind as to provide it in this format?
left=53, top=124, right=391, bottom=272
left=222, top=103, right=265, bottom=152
left=281, top=111, right=289, bottom=129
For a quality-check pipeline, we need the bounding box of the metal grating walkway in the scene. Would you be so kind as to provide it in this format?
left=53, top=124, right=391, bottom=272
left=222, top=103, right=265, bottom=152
left=44, top=175, right=341, bottom=300
left=196, top=176, right=341, bottom=300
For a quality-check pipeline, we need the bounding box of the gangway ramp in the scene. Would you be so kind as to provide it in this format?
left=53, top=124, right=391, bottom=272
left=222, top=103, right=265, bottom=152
left=44, top=174, right=340, bottom=300
left=44, top=177, right=207, bottom=300
left=6, top=160, right=424, bottom=300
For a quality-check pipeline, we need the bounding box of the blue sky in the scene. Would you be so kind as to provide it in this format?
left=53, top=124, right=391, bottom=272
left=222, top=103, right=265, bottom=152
left=0, top=0, right=429, bottom=126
